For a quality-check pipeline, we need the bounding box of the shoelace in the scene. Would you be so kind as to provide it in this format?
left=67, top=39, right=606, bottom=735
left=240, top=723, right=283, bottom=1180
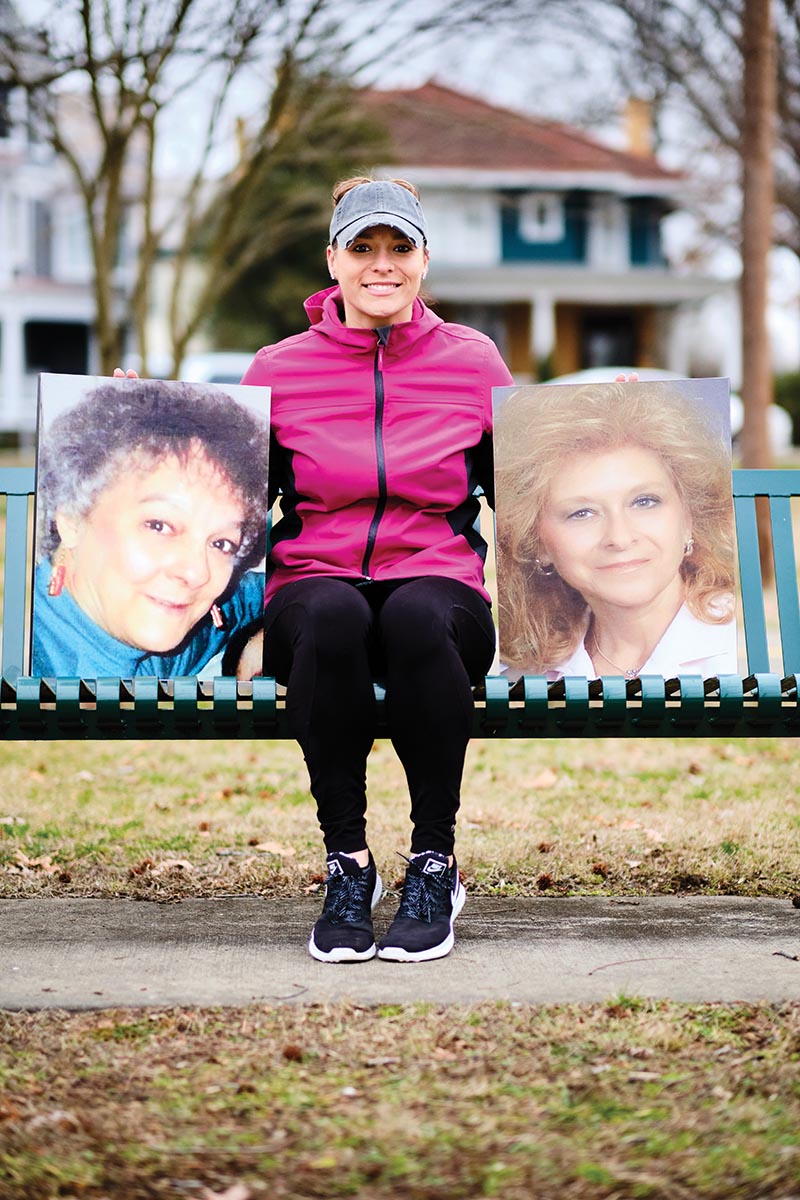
left=323, top=867, right=373, bottom=924
left=397, top=858, right=452, bottom=922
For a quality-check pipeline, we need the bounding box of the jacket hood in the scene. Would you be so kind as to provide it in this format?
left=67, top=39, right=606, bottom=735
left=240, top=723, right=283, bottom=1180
left=303, top=284, right=443, bottom=352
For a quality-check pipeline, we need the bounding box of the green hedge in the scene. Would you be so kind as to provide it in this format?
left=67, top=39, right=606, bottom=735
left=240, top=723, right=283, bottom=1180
left=775, top=372, right=800, bottom=444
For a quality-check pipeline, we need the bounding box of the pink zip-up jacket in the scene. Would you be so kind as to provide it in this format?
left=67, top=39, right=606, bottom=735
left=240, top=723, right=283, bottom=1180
left=241, top=285, right=514, bottom=606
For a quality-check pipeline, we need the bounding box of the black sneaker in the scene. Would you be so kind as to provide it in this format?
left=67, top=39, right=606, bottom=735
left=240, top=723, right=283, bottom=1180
left=377, top=851, right=465, bottom=962
left=308, top=851, right=383, bottom=963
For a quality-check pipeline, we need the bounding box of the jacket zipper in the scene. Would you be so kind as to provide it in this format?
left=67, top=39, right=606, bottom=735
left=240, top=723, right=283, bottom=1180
left=360, top=328, right=390, bottom=581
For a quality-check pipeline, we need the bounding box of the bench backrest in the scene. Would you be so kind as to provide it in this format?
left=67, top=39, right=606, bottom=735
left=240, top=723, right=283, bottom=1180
left=2, top=465, right=799, bottom=679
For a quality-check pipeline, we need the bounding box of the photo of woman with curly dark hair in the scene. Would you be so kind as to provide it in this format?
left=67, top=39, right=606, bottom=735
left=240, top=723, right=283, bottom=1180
left=493, top=378, right=737, bottom=681
left=32, top=375, right=270, bottom=679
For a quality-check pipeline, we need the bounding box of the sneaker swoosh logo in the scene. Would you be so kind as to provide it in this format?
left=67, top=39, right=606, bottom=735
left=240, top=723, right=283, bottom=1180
left=328, top=860, right=344, bottom=875
left=422, top=860, right=447, bottom=874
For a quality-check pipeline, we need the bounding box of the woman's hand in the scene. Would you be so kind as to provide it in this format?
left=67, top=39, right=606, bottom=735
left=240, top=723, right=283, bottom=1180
left=236, top=629, right=265, bottom=681
left=113, top=368, right=140, bottom=378
left=614, top=372, right=640, bottom=382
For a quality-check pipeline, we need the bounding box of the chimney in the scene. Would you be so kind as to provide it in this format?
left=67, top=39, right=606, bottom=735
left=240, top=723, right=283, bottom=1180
left=624, top=97, right=654, bottom=157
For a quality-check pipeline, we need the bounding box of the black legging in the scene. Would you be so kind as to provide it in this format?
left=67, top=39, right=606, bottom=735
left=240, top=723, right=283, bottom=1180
left=262, top=575, right=496, bottom=855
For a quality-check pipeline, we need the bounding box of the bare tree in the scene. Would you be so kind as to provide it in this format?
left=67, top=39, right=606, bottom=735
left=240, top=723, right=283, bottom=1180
left=0, top=0, right=414, bottom=374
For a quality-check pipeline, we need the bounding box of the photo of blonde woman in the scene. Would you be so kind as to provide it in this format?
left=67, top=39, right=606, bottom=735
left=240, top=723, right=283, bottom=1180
left=493, top=378, right=737, bottom=681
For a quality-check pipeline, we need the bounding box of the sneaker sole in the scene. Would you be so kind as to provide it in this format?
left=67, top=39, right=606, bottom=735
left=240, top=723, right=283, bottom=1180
left=307, top=873, right=383, bottom=964
left=307, top=940, right=377, bottom=963
left=377, top=879, right=466, bottom=963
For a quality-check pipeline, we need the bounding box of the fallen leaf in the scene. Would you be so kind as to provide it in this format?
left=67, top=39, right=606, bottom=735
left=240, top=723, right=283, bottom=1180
left=150, top=859, right=194, bottom=876
left=128, top=859, right=156, bottom=877
left=201, top=1186, right=251, bottom=1200
left=28, top=1109, right=80, bottom=1132
left=524, top=768, right=559, bottom=789
left=253, top=841, right=296, bottom=857
left=11, top=851, right=59, bottom=875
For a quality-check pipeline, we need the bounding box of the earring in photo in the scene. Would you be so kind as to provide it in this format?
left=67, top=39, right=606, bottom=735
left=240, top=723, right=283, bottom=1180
left=210, top=604, right=225, bottom=629
left=48, top=550, right=66, bottom=597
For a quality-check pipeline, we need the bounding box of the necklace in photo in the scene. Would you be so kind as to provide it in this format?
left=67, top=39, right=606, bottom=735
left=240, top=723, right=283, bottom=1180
left=591, top=631, right=645, bottom=680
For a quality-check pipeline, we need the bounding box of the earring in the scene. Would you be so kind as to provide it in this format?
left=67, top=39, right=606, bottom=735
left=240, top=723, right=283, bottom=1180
left=210, top=603, right=225, bottom=629
left=330, top=273, right=337, bottom=281
left=422, top=271, right=428, bottom=279
left=683, top=537, right=694, bottom=556
left=47, top=548, right=67, bottom=597
left=48, top=563, right=66, bottom=597
left=534, top=558, right=556, bottom=577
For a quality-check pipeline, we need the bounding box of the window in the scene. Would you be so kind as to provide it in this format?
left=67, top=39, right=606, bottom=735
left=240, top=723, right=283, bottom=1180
left=0, top=86, right=10, bottom=139
left=518, top=193, right=565, bottom=243
left=24, top=321, right=89, bottom=374
left=33, top=201, right=52, bottom=277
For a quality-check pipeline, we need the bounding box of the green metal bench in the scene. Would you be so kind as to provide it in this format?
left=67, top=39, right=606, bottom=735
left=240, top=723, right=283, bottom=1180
left=1, top=466, right=799, bottom=740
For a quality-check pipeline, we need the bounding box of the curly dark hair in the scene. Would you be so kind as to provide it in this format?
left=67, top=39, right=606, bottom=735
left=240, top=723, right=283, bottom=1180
left=37, top=379, right=270, bottom=574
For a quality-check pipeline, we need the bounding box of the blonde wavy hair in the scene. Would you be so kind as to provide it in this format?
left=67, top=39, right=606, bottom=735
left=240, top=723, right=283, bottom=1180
left=494, top=381, right=735, bottom=673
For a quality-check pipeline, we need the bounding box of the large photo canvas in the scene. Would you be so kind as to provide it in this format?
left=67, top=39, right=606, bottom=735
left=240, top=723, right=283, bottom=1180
left=31, top=373, right=270, bottom=680
left=493, top=378, right=737, bottom=680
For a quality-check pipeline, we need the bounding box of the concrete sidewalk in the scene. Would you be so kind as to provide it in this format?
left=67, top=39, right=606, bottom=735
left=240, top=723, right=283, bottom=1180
left=1, top=895, right=799, bottom=1010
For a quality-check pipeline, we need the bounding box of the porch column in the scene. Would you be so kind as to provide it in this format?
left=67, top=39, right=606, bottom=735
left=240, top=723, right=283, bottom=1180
left=530, top=290, right=556, bottom=375
left=0, top=309, right=26, bottom=433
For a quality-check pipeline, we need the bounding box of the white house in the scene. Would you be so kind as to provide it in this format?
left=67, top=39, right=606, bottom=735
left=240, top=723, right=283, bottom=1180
left=0, top=27, right=106, bottom=442
left=361, top=84, right=738, bottom=383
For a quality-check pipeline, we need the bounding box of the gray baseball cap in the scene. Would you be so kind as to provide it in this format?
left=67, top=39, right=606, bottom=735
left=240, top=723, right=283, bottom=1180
left=329, top=180, right=428, bottom=248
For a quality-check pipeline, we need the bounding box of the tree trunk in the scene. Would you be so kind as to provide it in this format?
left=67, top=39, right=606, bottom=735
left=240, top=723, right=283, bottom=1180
left=740, top=0, right=777, bottom=578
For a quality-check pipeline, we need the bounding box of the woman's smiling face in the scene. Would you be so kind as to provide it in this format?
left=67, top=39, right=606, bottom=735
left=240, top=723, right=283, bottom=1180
left=537, top=444, right=692, bottom=616
left=327, top=225, right=428, bottom=328
left=57, top=445, right=246, bottom=653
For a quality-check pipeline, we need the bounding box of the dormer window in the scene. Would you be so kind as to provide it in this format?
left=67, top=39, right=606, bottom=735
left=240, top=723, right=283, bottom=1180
left=0, top=86, right=10, bottom=139
left=518, top=192, right=565, bottom=243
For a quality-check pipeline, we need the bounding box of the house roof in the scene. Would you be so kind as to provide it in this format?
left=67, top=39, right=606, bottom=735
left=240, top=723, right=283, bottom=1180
left=360, top=83, right=682, bottom=188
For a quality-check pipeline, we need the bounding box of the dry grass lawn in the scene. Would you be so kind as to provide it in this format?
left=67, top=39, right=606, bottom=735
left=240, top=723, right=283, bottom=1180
left=1, top=735, right=799, bottom=900
left=2, top=999, right=800, bottom=1200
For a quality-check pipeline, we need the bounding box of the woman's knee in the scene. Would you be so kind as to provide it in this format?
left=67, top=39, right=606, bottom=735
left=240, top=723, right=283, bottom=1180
left=267, top=578, right=373, bottom=656
left=379, top=579, right=464, bottom=651
left=380, top=578, right=495, bottom=673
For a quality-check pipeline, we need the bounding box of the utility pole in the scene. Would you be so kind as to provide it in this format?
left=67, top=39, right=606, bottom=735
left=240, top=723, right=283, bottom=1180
left=740, top=0, right=777, bottom=575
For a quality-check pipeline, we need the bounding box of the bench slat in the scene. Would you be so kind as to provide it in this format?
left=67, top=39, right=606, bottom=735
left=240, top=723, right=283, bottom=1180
left=769, top=495, right=800, bottom=674
left=2, top=491, right=31, bottom=678
left=733, top=493, right=770, bottom=673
